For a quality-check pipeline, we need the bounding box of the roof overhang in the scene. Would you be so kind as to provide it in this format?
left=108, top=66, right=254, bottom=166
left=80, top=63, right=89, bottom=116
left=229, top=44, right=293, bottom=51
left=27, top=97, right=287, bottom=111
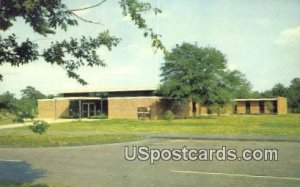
left=233, top=98, right=277, bottom=102
left=58, top=87, right=158, bottom=94
left=38, top=97, right=102, bottom=101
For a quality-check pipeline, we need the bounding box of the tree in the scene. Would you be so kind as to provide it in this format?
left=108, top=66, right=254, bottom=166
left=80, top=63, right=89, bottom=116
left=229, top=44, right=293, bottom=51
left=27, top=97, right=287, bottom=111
left=287, top=78, right=300, bottom=113
left=260, top=90, right=273, bottom=98
left=0, top=86, right=46, bottom=119
left=21, top=86, right=46, bottom=101
left=251, top=91, right=261, bottom=98
left=0, top=91, right=18, bottom=112
left=224, top=70, right=252, bottom=99
left=159, top=43, right=251, bottom=116
left=0, top=0, right=165, bottom=84
left=271, top=83, right=287, bottom=97
left=19, top=86, right=46, bottom=118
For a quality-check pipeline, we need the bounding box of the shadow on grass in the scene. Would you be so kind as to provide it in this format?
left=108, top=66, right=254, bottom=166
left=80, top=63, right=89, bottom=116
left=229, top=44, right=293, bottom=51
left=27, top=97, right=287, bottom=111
left=0, top=160, right=47, bottom=186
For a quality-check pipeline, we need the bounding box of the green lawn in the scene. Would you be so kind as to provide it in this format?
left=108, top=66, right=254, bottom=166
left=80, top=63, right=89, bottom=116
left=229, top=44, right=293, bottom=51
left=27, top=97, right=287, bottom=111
left=49, top=114, right=300, bottom=136
left=0, top=111, right=14, bottom=125
left=0, top=132, right=140, bottom=148
left=0, top=114, right=299, bottom=147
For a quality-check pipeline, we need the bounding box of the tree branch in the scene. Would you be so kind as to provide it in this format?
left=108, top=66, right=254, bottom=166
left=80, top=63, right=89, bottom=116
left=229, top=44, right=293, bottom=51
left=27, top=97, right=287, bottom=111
left=68, top=0, right=108, bottom=12
left=70, top=12, right=103, bottom=25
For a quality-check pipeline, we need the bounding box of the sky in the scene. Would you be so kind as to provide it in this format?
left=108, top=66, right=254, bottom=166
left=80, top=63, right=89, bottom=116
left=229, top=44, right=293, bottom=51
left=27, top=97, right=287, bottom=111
left=1, top=0, right=300, bottom=97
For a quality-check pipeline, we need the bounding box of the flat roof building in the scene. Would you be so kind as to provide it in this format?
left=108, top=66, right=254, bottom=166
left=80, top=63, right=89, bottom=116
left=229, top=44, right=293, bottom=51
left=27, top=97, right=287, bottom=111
left=233, top=97, right=287, bottom=115
left=38, top=88, right=287, bottom=119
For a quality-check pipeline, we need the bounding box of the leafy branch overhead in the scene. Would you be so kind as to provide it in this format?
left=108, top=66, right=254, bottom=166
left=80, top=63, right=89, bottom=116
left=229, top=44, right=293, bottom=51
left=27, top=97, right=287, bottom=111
left=0, top=0, right=165, bottom=84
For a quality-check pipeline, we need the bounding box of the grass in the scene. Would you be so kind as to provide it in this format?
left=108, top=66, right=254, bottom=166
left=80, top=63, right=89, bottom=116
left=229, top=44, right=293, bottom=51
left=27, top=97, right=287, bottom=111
left=0, top=114, right=299, bottom=148
left=0, top=111, right=15, bottom=125
left=0, top=132, right=140, bottom=148
left=48, top=114, right=300, bottom=136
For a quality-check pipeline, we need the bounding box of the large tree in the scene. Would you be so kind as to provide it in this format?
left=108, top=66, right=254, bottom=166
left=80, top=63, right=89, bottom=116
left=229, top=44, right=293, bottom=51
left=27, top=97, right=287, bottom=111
left=271, top=83, right=287, bottom=97
left=21, top=86, right=46, bottom=101
left=0, top=0, right=165, bottom=84
left=287, top=78, right=300, bottom=113
left=159, top=43, right=251, bottom=115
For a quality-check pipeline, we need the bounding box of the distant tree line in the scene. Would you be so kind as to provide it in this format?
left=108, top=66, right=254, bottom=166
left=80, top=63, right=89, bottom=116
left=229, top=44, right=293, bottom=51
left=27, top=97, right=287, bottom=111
left=159, top=42, right=300, bottom=115
left=0, top=86, right=54, bottom=122
left=251, top=78, right=300, bottom=113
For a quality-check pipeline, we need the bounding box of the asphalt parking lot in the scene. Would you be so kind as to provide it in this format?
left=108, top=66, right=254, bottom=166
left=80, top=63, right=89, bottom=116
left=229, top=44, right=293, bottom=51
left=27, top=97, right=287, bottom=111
left=0, top=138, right=299, bottom=187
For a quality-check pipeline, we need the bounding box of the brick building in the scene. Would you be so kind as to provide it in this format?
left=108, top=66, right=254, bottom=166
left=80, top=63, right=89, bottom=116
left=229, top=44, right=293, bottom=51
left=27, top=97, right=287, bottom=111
left=233, top=97, right=287, bottom=115
left=38, top=88, right=192, bottom=119
left=38, top=88, right=287, bottom=119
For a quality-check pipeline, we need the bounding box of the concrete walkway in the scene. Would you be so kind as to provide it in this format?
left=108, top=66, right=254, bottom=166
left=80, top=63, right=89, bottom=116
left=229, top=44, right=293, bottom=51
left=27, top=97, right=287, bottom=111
left=0, top=118, right=98, bottom=130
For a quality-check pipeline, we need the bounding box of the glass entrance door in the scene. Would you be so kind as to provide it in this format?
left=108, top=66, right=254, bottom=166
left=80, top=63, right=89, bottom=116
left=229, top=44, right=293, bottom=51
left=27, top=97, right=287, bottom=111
left=82, top=103, right=96, bottom=118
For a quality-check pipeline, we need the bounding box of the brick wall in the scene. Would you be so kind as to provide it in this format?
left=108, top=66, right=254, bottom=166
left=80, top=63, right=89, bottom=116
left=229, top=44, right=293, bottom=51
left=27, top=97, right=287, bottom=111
left=250, top=101, right=259, bottom=114
left=107, top=97, right=192, bottom=119
left=38, top=100, right=55, bottom=118
left=236, top=101, right=246, bottom=114
left=55, top=100, right=70, bottom=118
left=38, top=99, right=70, bottom=119
left=108, top=97, right=161, bottom=119
left=196, top=103, right=208, bottom=115
left=277, top=97, right=287, bottom=114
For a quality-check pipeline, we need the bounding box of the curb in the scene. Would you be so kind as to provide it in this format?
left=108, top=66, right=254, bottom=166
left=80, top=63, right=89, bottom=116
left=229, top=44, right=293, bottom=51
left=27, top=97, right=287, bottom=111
left=144, top=134, right=300, bottom=143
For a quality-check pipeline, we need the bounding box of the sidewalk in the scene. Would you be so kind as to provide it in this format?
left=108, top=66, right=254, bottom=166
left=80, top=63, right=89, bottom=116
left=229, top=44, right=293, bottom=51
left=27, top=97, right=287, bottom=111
left=0, top=118, right=98, bottom=130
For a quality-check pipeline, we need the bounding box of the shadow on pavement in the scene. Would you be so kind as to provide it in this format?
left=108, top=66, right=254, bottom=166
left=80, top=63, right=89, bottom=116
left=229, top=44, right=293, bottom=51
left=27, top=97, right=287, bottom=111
left=0, top=160, right=46, bottom=183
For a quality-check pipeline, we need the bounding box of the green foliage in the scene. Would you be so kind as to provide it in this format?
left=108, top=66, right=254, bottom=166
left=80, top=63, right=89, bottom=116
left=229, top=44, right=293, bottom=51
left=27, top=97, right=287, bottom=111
left=0, top=0, right=165, bottom=84
left=43, top=31, right=121, bottom=85
left=1, top=115, right=298, bottom=148
left=252, top=77, right=300, bottom=113
left=120, top=0, right=165, bottom=53
left=28, top=121, right=49, bottom=135
left=225, top=70, right=252, bottom=99
left=271, top=83, right=287, bottom=97
left=0, top=111, right=15, bottom=125
left=164, top=110, right=175, bottom=120
left=159, top=43, right=252, bottom=111
left=287, top=78, right=300, bottom=113
left=0, top=86, right=47, bottom=122
left=21, top=86, right=46, bottom=101
left=0, top=91, right=18, bottom=112
left=251, top=91, right=261, bottom=98
left=46, top=94, right=55, bottom=99
left=12, top=115, right=24, bottom=123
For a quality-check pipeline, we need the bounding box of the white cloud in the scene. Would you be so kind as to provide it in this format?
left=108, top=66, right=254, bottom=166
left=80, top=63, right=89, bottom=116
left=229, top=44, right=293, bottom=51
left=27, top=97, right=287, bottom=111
left=275, top=26, right=300, bottom=45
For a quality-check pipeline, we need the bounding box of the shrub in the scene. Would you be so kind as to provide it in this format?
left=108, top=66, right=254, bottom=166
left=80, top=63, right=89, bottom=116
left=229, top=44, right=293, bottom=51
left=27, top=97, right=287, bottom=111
left=164, top=110, right=175, bottom=120
left=28, top=121, right=49, bottom=135
left=12, top=116, right=24, bottom=123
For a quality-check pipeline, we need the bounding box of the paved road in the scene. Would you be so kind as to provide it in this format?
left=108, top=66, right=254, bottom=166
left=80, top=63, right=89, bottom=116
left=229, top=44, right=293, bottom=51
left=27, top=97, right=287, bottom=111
left=0, top=138, right=299, bottom=187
